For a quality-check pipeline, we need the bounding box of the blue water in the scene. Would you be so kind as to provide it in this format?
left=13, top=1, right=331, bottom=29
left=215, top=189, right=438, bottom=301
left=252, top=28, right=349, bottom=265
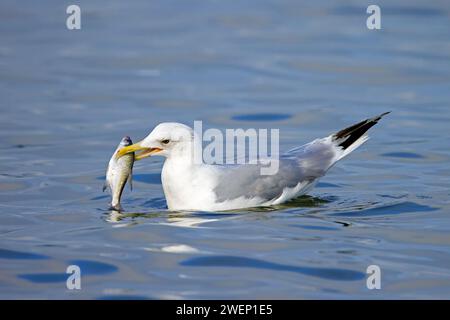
left=1, top=0, right=450, bottom=299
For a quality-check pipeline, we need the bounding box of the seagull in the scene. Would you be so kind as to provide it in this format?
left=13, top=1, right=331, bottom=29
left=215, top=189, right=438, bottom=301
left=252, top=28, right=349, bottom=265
left=117, top=112, right=389, bottom=211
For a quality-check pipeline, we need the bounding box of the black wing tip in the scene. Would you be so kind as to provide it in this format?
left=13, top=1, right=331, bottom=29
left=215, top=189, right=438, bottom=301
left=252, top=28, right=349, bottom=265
left=334, top=112, right=390, bottom=150
left=372, top=111, right=391, bottom=122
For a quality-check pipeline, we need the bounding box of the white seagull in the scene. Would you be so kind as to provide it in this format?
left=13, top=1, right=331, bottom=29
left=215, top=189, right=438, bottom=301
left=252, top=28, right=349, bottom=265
left=117, top=112, right=389, bottom=211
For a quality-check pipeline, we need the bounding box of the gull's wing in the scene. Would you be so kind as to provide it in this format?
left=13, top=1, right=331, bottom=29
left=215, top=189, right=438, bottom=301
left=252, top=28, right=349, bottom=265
left=213, top=140, right=336, bottom=202
left=213, top=112, right=390, bottom=203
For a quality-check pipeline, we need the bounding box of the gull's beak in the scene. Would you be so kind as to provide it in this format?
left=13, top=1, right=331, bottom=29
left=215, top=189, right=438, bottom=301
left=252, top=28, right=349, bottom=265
left=116, top=140, right=162, bottom=161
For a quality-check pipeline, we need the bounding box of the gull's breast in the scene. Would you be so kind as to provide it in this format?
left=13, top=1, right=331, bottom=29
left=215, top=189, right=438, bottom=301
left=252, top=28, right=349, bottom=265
left=161, top=161, right=218, bottom=211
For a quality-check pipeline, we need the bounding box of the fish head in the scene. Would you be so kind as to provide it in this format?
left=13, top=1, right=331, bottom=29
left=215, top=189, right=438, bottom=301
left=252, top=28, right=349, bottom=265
left=116, top=123, right=194, bottom=161
left=119, top=136, right=133, bottom=147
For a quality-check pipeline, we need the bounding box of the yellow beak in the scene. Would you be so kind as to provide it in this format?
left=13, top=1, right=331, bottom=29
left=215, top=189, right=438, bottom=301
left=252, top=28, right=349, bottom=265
left=116, top=141, right=162, bottom=161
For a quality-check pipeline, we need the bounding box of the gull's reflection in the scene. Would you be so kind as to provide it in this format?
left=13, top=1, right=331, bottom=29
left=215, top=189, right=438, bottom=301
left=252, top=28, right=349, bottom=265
left=161, top=216, right=219, bottom=228
left=103, top=195, right=335, bottom=228
left=104, top=209, right=220, bottom=228
left=104, top=209, right=162, bottom=225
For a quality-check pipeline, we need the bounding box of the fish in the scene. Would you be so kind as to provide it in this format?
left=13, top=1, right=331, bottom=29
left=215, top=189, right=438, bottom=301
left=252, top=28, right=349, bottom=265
left=103, top=136, right=135, bottom=211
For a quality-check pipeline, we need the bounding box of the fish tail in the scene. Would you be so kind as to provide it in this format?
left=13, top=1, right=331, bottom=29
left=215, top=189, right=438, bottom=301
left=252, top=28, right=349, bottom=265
left=110, top=203, right=123, bottom=212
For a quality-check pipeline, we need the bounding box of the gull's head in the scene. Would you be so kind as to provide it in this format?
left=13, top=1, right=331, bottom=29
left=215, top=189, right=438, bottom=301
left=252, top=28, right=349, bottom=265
left=117, top=122, right=193, bottom=160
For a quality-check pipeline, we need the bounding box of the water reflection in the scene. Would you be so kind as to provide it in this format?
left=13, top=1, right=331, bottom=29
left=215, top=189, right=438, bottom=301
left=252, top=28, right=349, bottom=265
left=330, top=201, right=437, bottom=217
left=104, top=209, right=221, bottom=228
left=103, top=195, right=331, bottom=225
left=231, top=113, right=292, bottom=122
left=18, top=260, right=119, bottom=284
left=18, top=273, right=67, bottom=284
left=96, top=295, right=150, bottom=300
left=0, top=248, right=49, bottom=260
left=227, top=195, right=333, bottom=213
left=181, top=255, right=365, bottom=281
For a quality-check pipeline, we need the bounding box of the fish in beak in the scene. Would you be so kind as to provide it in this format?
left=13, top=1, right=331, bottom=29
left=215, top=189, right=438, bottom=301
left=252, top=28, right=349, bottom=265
left=104, top=136, right=135, bottom=212
left=116, top=141, right=162, bottom=161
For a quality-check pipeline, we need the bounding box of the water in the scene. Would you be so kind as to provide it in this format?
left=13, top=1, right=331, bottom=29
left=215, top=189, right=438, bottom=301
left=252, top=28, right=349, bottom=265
left=1, top=0, right=450, bottom=299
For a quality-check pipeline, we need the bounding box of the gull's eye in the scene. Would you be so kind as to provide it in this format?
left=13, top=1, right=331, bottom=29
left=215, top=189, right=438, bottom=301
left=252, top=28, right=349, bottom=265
left=161, top=139, right=170, bottom=145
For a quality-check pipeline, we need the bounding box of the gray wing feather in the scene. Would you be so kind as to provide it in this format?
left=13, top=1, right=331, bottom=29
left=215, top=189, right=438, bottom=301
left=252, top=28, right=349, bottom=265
left=213, top=138, right=337, bottom=202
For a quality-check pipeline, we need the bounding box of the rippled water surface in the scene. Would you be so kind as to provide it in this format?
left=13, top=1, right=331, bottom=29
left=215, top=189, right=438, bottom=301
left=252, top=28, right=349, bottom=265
left=1, top=0, right=450, bottom=299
